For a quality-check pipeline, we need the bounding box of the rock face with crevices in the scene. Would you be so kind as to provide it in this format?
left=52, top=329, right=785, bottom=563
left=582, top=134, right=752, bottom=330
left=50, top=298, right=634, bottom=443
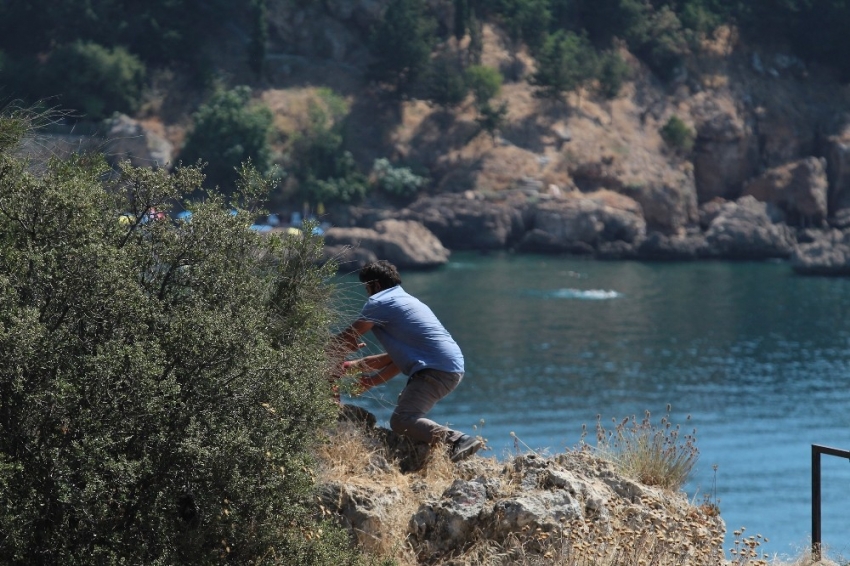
left=322, top=219, right=449, bottom=269
left=703, top=196, right=796, bottom=259
left=319, top=415, right=728, bottom=564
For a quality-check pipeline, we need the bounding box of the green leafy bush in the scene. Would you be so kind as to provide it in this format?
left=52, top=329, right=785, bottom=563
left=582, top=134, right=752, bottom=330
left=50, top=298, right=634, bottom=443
left=372, top=158, right=427, bottom=197
left=180, top=86, right=274, bottom=192
left=496, top=0, right=552, bottom=51
left=0, top=0, right=238, bottom=68
left=0, top=111, right=364, bottom=564
left=596, top=50, right=630, bottom=99
left=660, top=115, right=696, bottom=154
left=466, top=65, right=503, bottom=106
left=301, top=170, right=370, bottom=205
left=561, top=0, right=648, bottom=48
left=289, top=93, right=370, bottom=207
left=476, top=101, right=509, bottom=142
left=627, top=7, right=689, bottom=82
left=41, top=41, right=146, bottom=121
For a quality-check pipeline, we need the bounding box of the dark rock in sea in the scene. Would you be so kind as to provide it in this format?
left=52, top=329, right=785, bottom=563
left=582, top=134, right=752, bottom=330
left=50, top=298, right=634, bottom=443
left=636, top=231, right=710, bottom=260
left=398, top=193, right=527, bottom=251
left=791, top=229, right=850, bottom=275
left=517, top=194, right=646, bottom=254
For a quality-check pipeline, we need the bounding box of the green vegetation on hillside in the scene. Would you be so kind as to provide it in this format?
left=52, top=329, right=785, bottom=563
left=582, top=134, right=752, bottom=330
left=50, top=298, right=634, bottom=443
left=660, top=114, right=696, bottom=154
left=0, top=0, right=237, bottom=66
left=368, top=0, right=437, bottom=93
left=2, top=0, right=850, bottom=215
left=2, top=0, right=850, bottom=122
left=287, top=89, right=371, bottom=209
left=0, top=109, right=367, bottom=565
left=180, top=85, right=276, bottom=193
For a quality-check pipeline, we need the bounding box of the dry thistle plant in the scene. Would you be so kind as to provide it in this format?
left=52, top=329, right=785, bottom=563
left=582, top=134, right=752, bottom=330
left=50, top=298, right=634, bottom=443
left=592, top=405, right=698, bottom=491
left=698, top=464, right=721, bottom=517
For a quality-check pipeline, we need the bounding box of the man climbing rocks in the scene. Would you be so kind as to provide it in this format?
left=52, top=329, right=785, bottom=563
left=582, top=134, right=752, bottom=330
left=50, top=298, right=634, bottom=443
left=335, top=260, right=482, bottom=462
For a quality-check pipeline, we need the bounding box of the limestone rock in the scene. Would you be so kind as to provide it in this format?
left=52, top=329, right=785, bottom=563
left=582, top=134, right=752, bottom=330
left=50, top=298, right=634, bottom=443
left=637, top=231, right=710, bottom=260
left=409, top=479, right=489, bottom=551
left=492, top=491, right=582, bottom=535
left=691, top=94, right=759, bottom=203
left=743, top=157, right=828, bottom=227
left=322, top=219, right=449, bottom=269
left=829, top=207, right=850, bottom=230
left=320, top=417, right=725, bottom=562
left=791, top=229, right=850, bottom=275
left=399, top=193, right=527, bottom=250
left=825, top=117, right=850, bottom=214
left=698, top=198, right=727, bottom=230
left=703, top=196, right=796, bottom=259
left=319, top=482, right=404, bottom=552
left=624, top=180, right=698, bottom=235
left=518, top=192, right=646, bottom=254
left=103, top=114, right=173, bottom=169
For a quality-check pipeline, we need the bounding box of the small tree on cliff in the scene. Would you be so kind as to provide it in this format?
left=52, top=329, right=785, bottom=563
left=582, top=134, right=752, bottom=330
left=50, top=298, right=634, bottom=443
left=180, top=85, right=274, bottom=193
left=466, top=65, right=507, bottom=142
left=528, top=30, right=597, bottom=103
left=368, top=0, right=436, bottom=93
left=0, top=109, right=364, bottom=565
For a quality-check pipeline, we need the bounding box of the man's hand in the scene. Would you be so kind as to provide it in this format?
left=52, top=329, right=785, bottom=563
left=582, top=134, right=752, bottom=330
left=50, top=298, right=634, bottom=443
left=328, top=342, right=366, bottom=380
left=334, top=320, right=375, bottom=354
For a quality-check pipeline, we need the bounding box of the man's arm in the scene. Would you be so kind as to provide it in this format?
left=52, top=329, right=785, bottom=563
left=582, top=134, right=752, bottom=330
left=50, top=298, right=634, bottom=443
left=344, top=352, right=392, bottom=372
left=335, top=319, right=375, bottom=354
left=357, top=358, right=400, bottom=391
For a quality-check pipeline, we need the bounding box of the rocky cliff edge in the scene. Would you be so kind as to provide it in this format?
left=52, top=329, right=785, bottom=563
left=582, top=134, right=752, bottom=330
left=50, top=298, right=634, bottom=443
left=315, top=408, right=767, bottom=566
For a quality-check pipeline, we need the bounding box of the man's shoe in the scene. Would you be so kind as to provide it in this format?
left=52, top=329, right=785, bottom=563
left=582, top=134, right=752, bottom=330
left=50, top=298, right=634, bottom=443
left=450, top=434, right=482, bottom=462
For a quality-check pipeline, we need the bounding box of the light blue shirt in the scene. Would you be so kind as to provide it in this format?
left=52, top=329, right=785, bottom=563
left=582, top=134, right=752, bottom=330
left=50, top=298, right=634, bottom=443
left=359, top=285, right=464, bottom=376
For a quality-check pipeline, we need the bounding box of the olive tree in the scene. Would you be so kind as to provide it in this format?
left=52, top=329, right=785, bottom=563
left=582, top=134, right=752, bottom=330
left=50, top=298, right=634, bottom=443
left=0, top=111, right=362, bottom=565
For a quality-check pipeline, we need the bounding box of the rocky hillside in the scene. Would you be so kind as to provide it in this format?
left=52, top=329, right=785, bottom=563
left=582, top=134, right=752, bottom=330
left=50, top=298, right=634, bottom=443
left=316, top=408, right=770, bottom=566
left=24, top=0, right=850, bottom=273
left=257, top=2, right=850, bottom=272
left=252, top=2, right=849, bottom=215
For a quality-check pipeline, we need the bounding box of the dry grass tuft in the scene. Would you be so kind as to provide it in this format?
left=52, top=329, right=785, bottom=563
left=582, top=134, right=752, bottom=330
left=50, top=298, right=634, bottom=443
left=590, top=406, right=699, bottom=491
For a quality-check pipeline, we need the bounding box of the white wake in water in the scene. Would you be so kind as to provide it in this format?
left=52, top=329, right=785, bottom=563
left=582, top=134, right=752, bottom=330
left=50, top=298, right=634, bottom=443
left=549, top=288, right=622, bottom=300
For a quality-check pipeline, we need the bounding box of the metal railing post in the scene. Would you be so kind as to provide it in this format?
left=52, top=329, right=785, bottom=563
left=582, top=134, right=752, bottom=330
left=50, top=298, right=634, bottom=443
left=812, top=445, right=821, bottom=563
left=811, top=444, right=850, bottom=563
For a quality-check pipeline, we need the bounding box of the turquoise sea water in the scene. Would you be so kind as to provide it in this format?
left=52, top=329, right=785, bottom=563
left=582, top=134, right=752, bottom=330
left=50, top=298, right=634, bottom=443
left=334, top=253, right=850, bottom=559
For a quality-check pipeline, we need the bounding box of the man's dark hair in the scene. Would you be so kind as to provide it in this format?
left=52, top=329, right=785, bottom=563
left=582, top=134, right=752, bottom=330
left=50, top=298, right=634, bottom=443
left=359, top=260, right=402, bottom=290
